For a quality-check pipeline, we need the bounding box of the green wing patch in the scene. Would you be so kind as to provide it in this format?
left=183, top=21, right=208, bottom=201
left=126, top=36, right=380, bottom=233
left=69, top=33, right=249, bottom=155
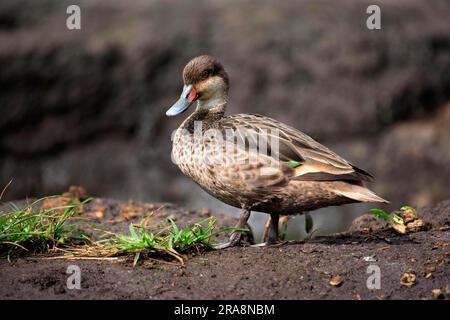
left=287, top=162, right=302, bottom=168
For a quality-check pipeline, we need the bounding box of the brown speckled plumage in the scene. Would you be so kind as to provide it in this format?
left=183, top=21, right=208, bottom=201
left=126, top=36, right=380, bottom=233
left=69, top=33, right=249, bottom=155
left=168, top=55, right=387, bottom=246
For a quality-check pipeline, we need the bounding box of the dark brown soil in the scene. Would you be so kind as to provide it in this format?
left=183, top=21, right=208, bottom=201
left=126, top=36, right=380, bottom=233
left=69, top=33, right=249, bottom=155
left=0, top=199, right=449, bottom=300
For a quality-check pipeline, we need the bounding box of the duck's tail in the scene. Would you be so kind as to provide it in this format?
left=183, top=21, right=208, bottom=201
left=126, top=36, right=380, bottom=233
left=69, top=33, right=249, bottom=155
left=332, top=182, right=389, bottom=203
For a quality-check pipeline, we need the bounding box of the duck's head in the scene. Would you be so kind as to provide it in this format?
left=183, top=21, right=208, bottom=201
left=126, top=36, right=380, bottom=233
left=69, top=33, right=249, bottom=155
left=166, top=55, right=229, bottom=116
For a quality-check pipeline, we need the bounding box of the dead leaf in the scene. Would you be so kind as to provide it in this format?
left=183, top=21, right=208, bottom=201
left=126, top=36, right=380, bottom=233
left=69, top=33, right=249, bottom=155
left=41, top=196, right=77, bottom=214
left=406, top=219, right=425, bottom=232
left=393, top=224, right=407, bottom=234
left=400, top=272, right=416, bottom=287
left=329, top=276, right=343, bottom=287
left=436, top=259, right=445, bottom=267
left=62, top=185, right=88, bottom=201
left=400, top=208, right=417, bottom=224
left=120, top=202, right=144, bottom=221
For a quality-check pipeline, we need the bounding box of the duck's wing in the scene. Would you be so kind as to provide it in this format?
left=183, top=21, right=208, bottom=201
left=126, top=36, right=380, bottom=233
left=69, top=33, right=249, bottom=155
left=220, top=114, right=373, bottom=183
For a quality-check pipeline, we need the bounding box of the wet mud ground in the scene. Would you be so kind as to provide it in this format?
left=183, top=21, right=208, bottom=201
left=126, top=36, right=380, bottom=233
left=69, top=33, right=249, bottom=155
left=0, top=198, right=449, bottom=300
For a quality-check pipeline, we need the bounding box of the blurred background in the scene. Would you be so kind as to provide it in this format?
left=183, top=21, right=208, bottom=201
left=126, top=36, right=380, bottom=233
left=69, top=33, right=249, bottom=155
left=1, top=0, right=449, bottom=240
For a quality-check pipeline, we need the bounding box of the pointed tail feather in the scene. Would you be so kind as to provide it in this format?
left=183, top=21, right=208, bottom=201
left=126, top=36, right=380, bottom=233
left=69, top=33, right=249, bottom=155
left=332, top=183, right=389, bottom=203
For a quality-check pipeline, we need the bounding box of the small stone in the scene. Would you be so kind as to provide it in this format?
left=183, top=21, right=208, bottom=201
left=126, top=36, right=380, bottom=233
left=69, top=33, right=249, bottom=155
left=432, top=289, right=444, bottom=299
left=329, top=276, right=343, bottom=287
left=363, top=255, right=377, bottom=262
left=92, top=206, right=106, bottom=219
left=426, top=266, right=436, bottom=273
left=445, top=285, right=450, bottom=296
left=200, top=208, right=211, bottom=217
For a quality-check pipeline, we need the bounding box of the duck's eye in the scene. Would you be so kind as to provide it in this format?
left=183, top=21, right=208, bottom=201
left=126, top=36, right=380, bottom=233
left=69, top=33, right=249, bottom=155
left=201, top=70, right=211, bottom=80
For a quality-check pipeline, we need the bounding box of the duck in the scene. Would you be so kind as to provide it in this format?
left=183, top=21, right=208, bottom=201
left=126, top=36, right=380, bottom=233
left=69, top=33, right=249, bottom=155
left=166, top=55, right=388, bottom=248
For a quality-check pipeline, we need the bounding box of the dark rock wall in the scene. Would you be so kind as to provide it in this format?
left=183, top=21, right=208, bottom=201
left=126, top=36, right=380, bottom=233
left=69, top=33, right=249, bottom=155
left=1, top=0, right=450, bottom=211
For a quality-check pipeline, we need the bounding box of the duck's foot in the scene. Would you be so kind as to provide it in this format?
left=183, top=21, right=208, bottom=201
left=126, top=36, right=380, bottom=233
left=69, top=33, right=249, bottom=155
left=304, top=228, right=320, bottom=241
left=251, top=241, right=276, bottom=247
left=211, top=241, right=233, bottom=250
left=212, top=209, right=251, bottom=250
left=251, top=240, right=296, bottom=247
left=251, top=236, right=278, bottom=248
left=212, top=231, right=242, bottom=250
left=253, top=216, right=282, bottom=247
left=251, top=242, right=270, bottom=247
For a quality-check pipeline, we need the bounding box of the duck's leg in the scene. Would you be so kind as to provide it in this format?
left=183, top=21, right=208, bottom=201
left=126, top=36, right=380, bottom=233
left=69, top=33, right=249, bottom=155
left=212, top=209, right=251, bottom=249
left=279, top=216, right=291, bottom=240
left=261, top=215, right=291, bottom=243
left=267, top=213, right=279, bottom=244
left=261, top=217, right=271, bottom=243
left=254, top=213, right=281, bottom=247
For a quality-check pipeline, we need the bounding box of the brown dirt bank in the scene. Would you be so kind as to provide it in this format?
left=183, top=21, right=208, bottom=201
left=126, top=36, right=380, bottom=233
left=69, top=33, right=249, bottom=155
left=0, top=198, right=449, bottom=300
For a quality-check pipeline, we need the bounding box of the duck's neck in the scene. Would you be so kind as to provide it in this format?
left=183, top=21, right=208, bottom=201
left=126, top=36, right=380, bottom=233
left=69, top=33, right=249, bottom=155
left=196, top=93, right=228, bottom=111
left=180, top=97, right=227, bottom=133
left=196, top=92, right=228, bottom=121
